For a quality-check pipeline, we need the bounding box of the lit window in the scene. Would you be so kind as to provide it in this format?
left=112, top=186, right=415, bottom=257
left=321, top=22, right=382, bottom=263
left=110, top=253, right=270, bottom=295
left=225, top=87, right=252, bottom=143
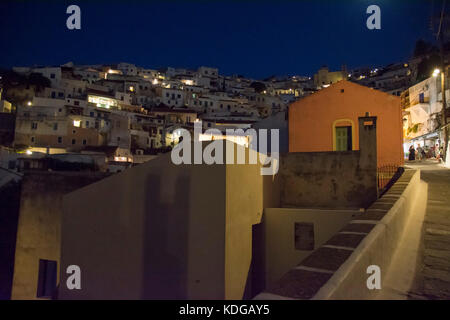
left=73, top=120, right=81, bottom=127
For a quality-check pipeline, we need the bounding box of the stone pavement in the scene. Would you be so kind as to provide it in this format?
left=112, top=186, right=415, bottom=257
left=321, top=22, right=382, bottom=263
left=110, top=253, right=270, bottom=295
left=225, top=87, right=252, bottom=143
left=406, top=159, right=450, bottom=299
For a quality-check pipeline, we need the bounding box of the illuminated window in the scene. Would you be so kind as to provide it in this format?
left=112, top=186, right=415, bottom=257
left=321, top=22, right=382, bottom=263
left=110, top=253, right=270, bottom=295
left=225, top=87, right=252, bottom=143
left=73, top=120, right=81, bottom=127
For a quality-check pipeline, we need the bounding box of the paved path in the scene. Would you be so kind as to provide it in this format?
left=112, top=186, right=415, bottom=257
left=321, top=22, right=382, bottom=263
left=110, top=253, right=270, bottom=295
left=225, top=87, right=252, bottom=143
left=406, top=159, right=450, bottom=299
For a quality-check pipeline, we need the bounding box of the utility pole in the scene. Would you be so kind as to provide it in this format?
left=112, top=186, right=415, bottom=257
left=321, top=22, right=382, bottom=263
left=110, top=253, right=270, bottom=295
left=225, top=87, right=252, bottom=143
left=435, top=0, right=448, bottom=162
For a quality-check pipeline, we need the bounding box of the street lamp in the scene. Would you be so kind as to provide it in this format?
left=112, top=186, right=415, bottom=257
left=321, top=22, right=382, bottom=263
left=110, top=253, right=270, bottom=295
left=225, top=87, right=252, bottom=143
left=433, top=68, right=441, bottom=77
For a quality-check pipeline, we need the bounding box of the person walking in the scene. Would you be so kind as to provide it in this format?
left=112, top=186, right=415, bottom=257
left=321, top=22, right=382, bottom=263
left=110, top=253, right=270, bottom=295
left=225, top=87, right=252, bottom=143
left=417, top=144, right=423, bottom=161
left=409, top=145, right=416, bottom=161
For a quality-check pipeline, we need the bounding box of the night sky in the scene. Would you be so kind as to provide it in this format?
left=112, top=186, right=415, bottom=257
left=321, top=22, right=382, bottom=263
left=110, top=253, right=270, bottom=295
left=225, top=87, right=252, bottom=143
left=0, top=0, right=437, bottom=79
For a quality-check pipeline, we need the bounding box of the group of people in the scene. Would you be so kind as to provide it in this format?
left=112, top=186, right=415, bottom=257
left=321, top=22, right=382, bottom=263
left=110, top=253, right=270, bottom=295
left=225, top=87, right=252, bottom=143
left=408, top=143, right=443, bottom=161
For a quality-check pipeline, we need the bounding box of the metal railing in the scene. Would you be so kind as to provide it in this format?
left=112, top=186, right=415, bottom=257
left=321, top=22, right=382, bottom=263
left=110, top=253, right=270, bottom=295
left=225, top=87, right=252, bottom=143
left=377, top=164, right=403, bottom=196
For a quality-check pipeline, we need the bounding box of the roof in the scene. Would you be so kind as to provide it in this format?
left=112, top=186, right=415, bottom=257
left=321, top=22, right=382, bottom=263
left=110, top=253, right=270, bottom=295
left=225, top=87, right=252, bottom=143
left=82, top=145, right=118, bottom=157
left=149, top=105, right=197, bottom=114
left=291, top=80, right=400, bottom=108
left=87, top=88, right=115, bottom=98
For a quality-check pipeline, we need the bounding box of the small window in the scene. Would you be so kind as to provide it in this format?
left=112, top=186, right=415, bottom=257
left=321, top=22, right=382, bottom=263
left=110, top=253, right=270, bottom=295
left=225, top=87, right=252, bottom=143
left=31, top=122, right=38, bottom=130
left=50, top=74, right=55, bottom=79
left=37, top=259, right=57, bottom=298
left=294, top=222, right=314, bottom=251
left=82, top=139, right=87, bottom=145
left=72, top=139, right=76, bottom=145
left=57, top=137, right=62, bottom=143
left=53, top=123, right=58, bottom=131
left=31, top=136, right=35, bottom=143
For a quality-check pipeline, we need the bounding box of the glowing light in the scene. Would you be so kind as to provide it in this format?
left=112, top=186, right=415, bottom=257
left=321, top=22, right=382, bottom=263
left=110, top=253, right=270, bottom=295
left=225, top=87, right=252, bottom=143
left=432, top=69, right=440, bottom=77
left=73, top=120, right=81, bottom=127
left=27, top=101, right=32, bottom=106
left=129, top=86, right=135, bottom=92
left=152, top=79, right=158, bottom=85
left=26, top=150, right=32, bottom=155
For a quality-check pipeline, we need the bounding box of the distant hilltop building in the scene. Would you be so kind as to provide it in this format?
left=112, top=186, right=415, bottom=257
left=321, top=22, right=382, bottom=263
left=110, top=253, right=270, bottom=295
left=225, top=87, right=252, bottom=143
left=313, top=65, right=347, bottom=88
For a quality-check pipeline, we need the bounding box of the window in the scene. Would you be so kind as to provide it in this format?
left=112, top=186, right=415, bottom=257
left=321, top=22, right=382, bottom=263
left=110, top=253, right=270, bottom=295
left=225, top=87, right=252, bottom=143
left=37, top=259, right=57, bottom=298
left=53, top=123, right=58, bottom=131
left=57, top=136, right=62, bottom=143
left=31, top=136, right=35, bottom=143
left=58, top=92, right=64, bottom=98
left=31, top=122, right=38, bottom=130
left=50, top=73, right=55, bottom=79
left=117, top=137, right=121, bottom=142
left=58, top=108, right=62, bottom=113
left=90, top=112, right=94, bottom=117
left=419, top=93, right=425, bottom=103
left=335, top=126, right=352, bottom=151
left=72, top=139, right=76, bottom=145
left=82, top=139, right=87, bottom=145
left=294, top=223, right=314, bottom=251
left=86, top=121, right=89, bottom=127
left=74, top=101, right=79, bottom=106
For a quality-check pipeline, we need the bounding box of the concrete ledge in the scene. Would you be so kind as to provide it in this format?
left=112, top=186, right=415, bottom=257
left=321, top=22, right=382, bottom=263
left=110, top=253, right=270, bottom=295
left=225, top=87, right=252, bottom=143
left=254, top=169, right=421, bottom=300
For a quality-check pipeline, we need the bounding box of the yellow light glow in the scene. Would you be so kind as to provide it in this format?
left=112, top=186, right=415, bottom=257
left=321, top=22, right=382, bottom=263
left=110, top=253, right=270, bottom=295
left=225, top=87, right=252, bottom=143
left=26, top=150, right=32, bottom=155
left=27, top=101, right=32, bottom=106
left=114, top=156, right=128, bottom=162
left=432, top=69, right=440, bottom=77
left=73, top=120, right=81, bottom=127
left=129, top=86, right=134, bottom=92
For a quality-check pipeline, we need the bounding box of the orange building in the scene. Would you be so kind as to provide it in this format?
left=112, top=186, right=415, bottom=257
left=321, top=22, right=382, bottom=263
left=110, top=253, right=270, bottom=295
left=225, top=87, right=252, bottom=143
left=289, top=80, right=404, bottom=167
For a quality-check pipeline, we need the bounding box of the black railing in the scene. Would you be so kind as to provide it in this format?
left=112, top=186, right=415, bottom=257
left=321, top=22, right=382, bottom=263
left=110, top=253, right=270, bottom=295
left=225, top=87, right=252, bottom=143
left=377, top=164, right=404, bottom=196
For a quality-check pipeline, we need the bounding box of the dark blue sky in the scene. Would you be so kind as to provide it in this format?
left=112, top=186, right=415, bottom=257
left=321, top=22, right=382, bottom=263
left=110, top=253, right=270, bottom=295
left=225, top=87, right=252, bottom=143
left=0, top=0, right=437, bottom=79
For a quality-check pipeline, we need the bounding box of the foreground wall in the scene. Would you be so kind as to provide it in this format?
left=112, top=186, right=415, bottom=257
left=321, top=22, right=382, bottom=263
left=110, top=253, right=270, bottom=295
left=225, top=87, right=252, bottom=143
left=255, top=169, right=422, bottom=300
left=59, top=142, right=280, bottom=299
left=262, top=208, right=359, bottom=289
left=10, top=172, right=107, bottom=300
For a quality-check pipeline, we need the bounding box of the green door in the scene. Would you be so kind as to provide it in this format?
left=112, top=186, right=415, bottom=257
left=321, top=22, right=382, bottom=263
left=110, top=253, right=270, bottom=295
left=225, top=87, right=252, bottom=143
left=336, top=127, right=349, bottom=151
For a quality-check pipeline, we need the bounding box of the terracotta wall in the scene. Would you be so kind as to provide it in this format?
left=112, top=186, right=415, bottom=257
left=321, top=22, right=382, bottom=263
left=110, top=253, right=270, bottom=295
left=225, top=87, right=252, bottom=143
left=289, top=80, right=404, bottom=167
